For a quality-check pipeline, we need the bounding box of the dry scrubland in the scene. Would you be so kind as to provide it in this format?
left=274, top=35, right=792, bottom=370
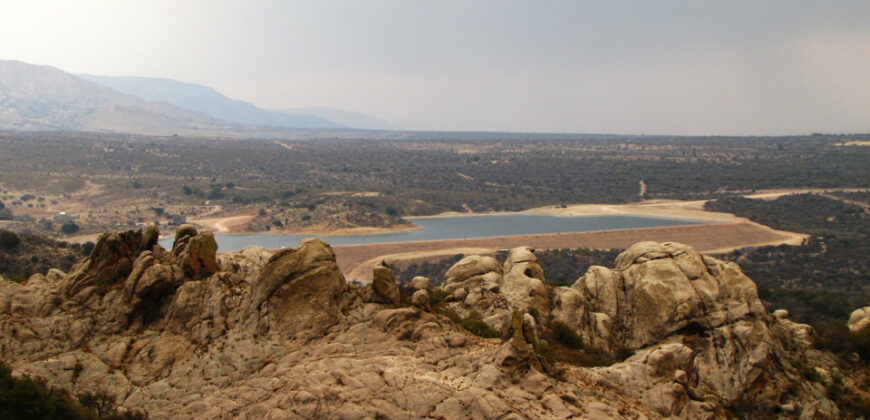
left=1, top=131, right=869, bottom=239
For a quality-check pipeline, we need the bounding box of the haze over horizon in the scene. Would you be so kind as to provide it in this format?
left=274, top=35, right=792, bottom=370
left=2, top=1, right=870, bottom=135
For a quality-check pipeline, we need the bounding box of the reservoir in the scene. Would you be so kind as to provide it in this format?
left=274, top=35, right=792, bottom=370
left=161, top=214, right=713, bottom=252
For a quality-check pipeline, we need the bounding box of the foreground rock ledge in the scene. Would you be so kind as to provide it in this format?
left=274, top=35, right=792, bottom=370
left=0, top=228, right=848, bottom=418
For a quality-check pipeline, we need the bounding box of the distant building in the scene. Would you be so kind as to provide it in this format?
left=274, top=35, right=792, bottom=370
left=53, top=212, right=73, bottom=224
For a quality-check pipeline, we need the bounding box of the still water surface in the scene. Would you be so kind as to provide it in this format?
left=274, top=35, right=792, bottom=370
left=160, top=214, right=710, bottom=252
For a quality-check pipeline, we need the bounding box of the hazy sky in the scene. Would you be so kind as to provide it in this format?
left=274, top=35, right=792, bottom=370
left=2, top=1, right=870, bottom=135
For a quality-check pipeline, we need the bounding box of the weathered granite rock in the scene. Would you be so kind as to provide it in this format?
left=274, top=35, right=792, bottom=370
left=0, top=233, right=849, bottom=419
left=409, top=276, right=432, bottom=291
left=369, top=262, right=400, bottom=306
left=551, top=241, right=767, bottom=353
left=440, top=254, right=509, bottom=330
left=246, top=238, right=346, bottom=339
left=501, top=247, right=551, bottom=319
left=218, top=245, right=272, bottom=283
left=848, top=306, right=870, bottom=333
left=61, top=227, right=158, bottom=299
left=411, top=289, right=430, bottom=310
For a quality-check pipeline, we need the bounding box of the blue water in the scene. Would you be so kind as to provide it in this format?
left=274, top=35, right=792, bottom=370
left=159, top=214, right=710, bottom=252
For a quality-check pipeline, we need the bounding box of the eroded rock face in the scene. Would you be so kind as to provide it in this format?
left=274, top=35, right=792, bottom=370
left=0, top=234, right=847, bottom=419
left=501, top=247, right=551, bottom=319
left=246, top=238, right=346, bottom=340
left=61, top=226, right=159, bottom=299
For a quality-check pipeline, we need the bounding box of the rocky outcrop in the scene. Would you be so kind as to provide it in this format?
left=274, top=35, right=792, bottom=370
left=61, top=226, right=159, bottom=299
left=172, top=225, right=220, bottom=280
left=551, top=241, right=767, bottom=353
left=0, top=232, right=851, bottom=419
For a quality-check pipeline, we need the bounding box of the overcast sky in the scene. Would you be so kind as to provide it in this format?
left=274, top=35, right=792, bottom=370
left=2, top=1, right=870, bottom=135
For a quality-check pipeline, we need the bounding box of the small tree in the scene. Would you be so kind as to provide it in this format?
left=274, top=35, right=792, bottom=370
left=0, top=230, right=19, bottom=250
left=60, top=221, right=80, bottom=235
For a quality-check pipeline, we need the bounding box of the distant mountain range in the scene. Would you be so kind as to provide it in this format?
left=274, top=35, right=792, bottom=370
left=0, top=59, right=393, bottom=135
left=79, top=76, right=396, bottom=131
left=0, top=60, right=227, bottom=133
left=276, top=107, right=395, bottom=131
left=78, top=74, right=344, bottom=129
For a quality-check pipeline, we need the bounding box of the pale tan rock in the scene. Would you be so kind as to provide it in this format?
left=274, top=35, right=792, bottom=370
left=245, top=238, right=346, bottom=339
left=409, top=276, right=431, bottom=291
left=443, top=255, right=501, bottom=288
left=501, top=247, right=550, bottom=318
left=219, top=246, right=271, bottom=283
left=61, top=228, right=158, bottom=298
left=0, top=235, right=849, bottom=419
left=848, top=306, right=870, bottom=333
left=411, top=289, right=430, bottom=310
left=370, top=262, right=400, bottom=306
left=440, top=254, right=510, bottom=331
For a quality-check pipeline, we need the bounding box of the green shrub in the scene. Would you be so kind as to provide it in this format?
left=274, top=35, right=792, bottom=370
left=551, top=320, right=583, bottom=349
left=852, top=328, right=870, bottom=361
left=0, top=361, right=92, bottom=419
left=459, top=311, right=500, bottom=338
left=534, top=339, right=555, bottom=360
left=0, top=230, right=20, bottom=250
left=61, top=221, right=80, bottom=235
left=814, top=320, right=852, bottom=355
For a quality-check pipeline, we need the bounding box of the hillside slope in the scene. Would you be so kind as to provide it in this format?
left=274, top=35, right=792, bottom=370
left=0, top=60, right=232, bottom=134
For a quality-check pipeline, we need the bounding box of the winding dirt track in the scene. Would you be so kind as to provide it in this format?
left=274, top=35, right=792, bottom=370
left=334, top=221, right=806, bottom=283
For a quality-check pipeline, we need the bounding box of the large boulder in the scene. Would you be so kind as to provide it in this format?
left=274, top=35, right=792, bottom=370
left=594, top=343, right=695, bottom=417
left=440, top=254, right=508, bottom=330
left=245, top=238, right=346, bottom=339
left=848, top=306, right=870, bottom=333
left=409, top=276, right=432, bottom=291
left=369, top=262, right=400, bottom=305
left=551, top=241, right=766, bottom=353
left=501, top=247, right=550, bottom=319
left=172, top=228, right=220, bottom=280
left=443, top=255, right=501, bottom=290
left=218, top=245, right=272, bottom=284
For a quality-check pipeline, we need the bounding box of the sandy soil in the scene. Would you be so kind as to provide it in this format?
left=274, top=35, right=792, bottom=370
left=410, top=198, right=734, bottom=222
left=190, top=214, right=256, bottom=233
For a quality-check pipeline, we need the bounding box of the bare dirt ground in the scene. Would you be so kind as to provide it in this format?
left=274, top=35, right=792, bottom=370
left=190, top=213, right=257, bottom=233
left=334, top=221, right=807, bottom=283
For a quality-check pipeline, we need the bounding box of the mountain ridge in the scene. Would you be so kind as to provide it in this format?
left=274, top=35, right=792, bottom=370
left=78, top=74, right=347, bottom=129
left=0, top=59, right=229, bottom=134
